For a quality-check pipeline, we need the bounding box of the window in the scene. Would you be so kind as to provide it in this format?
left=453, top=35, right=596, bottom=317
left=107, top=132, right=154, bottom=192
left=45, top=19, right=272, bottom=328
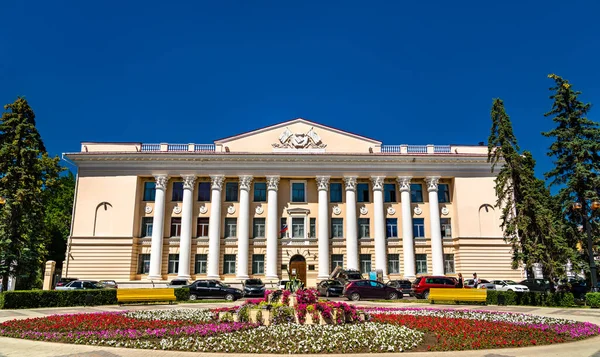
left=223, top=254, right=236, bottom=274
left=170, top=217, right=182, bottom=237
left=331, top=254, right=344, bottom=271
left=357, top=183, right=369, bottom=202
left=197, top=218, right=209, bottom=237
left=360, top=254, right=372, bottom=274
left=252, top=254, right=264, bottom=274
left=253, top=218, right=265, bottom=238
left=416, top=254, right=427, bottom=274
left=168, top=254, right=179, bottom=274
left=225, top=182, right=238, bottom=202
left=386, top=218, right=398, bottom=238
left=291, top=182, right=306, bottom=202
left=388, top=254, right=400, bottom=274
left=384, top=184, right=396, bottom=202
left=195, top=254, right=207, bottom=274
left=280, top=218, right=287, bottom=238
left=225, top=218, right=237, bottom=238
left=410, top=183, right=423, bottom=203
left=330, top=183, right=342, bottom=203
left=172, top=182, right=184, bottom=201
left=438, top=184, right=450, bottom=203
left=254, top=182, right=266, bottom=202
left=331, top=218, right=343, bottom=238
left=143, top=182, right=155, bottom=201
left=291, top=217, right=304, bottom=238
left=358, top=218, right=370, bottom=238
left=141, top=217, right=153, bottom=237
left=197, top=182, right=211, bottom=201
left=310, top=218, right=316, bottom=238
left=441, top=218, right=452, bottom=238
left=444, top=254, right=455, bottom=274
left=413, top=218, right=425, bottom=238
left=138, top=254, right=150, bottom=274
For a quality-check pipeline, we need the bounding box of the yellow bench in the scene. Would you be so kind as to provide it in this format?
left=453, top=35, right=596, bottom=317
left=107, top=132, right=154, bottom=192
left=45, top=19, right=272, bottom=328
left=116, top=288, right=176, bottom=305
left=429, top=288, right=487, bottom=304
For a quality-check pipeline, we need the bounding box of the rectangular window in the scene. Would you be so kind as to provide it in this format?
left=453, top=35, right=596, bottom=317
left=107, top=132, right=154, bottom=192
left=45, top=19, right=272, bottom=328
left=386, top=218, right=398, bottom=238
left=143, top=182, right=156, bottom=201
left=168, top=254, right=179, bottom=274
left=360, top=254, right=372, bottom=274
left=223, top=254, right=236, bottom=274
left=413, top=218, right=425, bottom=238
left=310, top=218, right=316, bottom=238
left=358, top=218, right=370, bottom=238
left=197, top=217, right=209, bottom=237
left=170, top=217, right=182, bottom=237
left=195, top=254, right=207, bottom=274
left=138, top=254, right=150, bottom=274
left=384, top=183, right=397, bottom=202
left=225, top=218, right=237, bottom=238
left=331, top=218, right=343, bottom=238
left=197, top=182, right=211, bottom=201
left=225, top=182, right=238, bottom=202
left=441, top=218, right=452, bottom=238
left=331, top=254, right=344, bottom=271
left=280, top=217, right=287, bottom=238
left=388, top=254, right=400, bottom=274
left=292, top=217, right=304, bottom=238
left=330, top=183, right=342, bottom=203
left=438, top=184, right=450, bottom=203
left=291, top=182, right=306, bottom=202
left=410, top=183, right=423, bottom=203
left=141, top=217, right=153, bottom=237
left=172, top=182, right=184, bottom=201
left=252, top=254, right=265, bottom=274
left=253, top=218, right=266, bottom=238
left=416, top=254, right=427, bottom=274
left=357, top=183, right=369, bottom=202
left=444, top=254, right=455, bottom=274
left=253, top=182, right=267, bottom=202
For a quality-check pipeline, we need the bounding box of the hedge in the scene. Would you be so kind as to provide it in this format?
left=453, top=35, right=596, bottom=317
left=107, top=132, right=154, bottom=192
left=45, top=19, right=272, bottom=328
left=486, top=290, right=576, bottom=307
left=175, top=287, right=190, bottom=301
left=586, top=292, right=600, bottom=308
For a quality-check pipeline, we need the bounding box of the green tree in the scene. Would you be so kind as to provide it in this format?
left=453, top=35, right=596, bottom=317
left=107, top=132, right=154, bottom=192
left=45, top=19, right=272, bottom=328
left=0, top=97, right=62, bottom=290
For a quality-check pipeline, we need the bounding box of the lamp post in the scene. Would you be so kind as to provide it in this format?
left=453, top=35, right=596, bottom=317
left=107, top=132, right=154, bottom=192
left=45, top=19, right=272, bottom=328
left=572, top=200, right=600, bottom=292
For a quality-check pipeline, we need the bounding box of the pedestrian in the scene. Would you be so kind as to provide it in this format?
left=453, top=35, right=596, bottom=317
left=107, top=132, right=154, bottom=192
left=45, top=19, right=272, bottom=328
left=473, top=272, right=479, bottom=286
left=456, top=273, right=463, bottom=288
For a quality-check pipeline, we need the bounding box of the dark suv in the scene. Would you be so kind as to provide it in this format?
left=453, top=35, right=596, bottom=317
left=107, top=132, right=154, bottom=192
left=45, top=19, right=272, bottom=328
left=518, top=278, right=553, bottom=293
left=412, top=276, right=458, bottom=299
left=387, top=280, right=413, bottom=296
left=187, top=280, right=243, bottom=301
left=243, top=279, right=266, bottom=297
left=343, top=280, right=402, bottom=301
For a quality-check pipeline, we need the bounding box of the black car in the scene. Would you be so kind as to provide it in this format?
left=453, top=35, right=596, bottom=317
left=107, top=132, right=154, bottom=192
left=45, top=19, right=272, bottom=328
left=557, top=278, right=589, bottom=299
left=317, top=280, right=344, bottom=297
left=187, top=279, right=244, bottom=301
left=387, top=280, right=413, bottom=296
left=243, top=279, right=266, bottom=297
left=519, top=278, right=554, bottom=293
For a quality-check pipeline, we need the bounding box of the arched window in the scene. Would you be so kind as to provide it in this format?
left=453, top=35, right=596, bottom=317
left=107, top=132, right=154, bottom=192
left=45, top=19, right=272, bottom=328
left=478, top=204, right=496, bottom=237
left=94, top=202, right=113, bottom=236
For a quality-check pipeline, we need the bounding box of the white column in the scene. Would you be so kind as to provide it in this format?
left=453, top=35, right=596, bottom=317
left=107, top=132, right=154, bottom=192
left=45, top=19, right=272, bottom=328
left=148, top=175, right=168, bottom=280
left=207, top=175, right=224, bottom=279
left=426, top=176, right=444, bottom=276
left=398, top=176, right=415, bottom=279
left=316, top=176, right=330, bottom=280
left=344, top=177, right=359, bottom=270
left=177, top=175, right=196, bottom=280
left=265, top=176, right=280, bottom=280
left=371, top=176, right=387, bottom=278
left=236, top=175, right=253, bottom=280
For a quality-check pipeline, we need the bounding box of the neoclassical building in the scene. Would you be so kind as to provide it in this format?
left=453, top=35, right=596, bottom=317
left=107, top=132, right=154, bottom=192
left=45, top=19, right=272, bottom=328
left=64, top=118, right=522, bottom=286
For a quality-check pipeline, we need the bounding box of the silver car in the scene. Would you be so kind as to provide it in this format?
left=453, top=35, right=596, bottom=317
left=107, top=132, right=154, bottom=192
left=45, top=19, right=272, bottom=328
left=55, top=280, right=103, bottom=291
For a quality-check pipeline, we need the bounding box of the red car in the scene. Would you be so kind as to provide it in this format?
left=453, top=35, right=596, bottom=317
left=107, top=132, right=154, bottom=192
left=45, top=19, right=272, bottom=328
left=343, top=280, right=402, bottom=301
left=412, top=276, right=458, bottom=299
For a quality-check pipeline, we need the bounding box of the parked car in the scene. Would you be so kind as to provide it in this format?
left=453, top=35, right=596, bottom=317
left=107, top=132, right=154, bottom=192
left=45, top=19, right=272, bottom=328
left=557, top=278, right=589, bottom=299
left=243, top=279, right=266, bottom=297
left=187, top=279, right=243, bottom=301
left=99, top=280, right=118, bottom=289
left=343, top=280, right=402, bottom=301
left=330, top=267, right=363, bottom=285
left=55, top=277, right=78, bottom=289
left=168, top=279, right=190, bottom=288
left=519, top=278, right=554, bottom=293
left=412, top=276, right=458, bottom=299
left=464, top=279, right=496, bottom=290
left=386, top=280, right=414, bottom=296
left=55, top=280, right=104, bottom=291
left=317, top=279, right=344, bottom=297
left=278, top=280, right=290, bottom=290
left=490, top=280, right=530, bottom=292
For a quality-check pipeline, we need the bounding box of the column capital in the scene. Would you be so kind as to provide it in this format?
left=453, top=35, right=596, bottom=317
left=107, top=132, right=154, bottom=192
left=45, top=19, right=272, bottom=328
left=182, top=175, right=197, bottom=190
left=154, top=175, right=168, bottom=190
left=266, top=176, right=280, bottom=191
left=370, top=176, right=385, bottom=191
left=397, top=176, right=412, bottom=192
left=315, top=176, right=330, bottom=191
left=343, top=176, right=357, bottom=191
left=210, top=175, right=225, bottom=191
left=425, top=176, right=440, bottom=192
left=238, top=175, right=253, bottom=191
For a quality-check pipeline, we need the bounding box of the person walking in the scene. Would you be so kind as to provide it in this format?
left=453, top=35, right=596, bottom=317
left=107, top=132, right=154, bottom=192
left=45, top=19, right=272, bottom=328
left=456, top=273, right=464, bottom=288
left=473, top=272, right=479, bottom=287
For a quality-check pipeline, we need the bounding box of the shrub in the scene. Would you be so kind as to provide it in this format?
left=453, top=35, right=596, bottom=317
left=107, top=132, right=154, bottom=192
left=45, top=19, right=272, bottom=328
left=174, top=288, right=190, bottom=301
left=237, top=304, right=250, bottom=322
left=560, top=292, right=575, bottom=307
left=271, top=306, right=295, bottom=325
left=0, top=289, right=117, bottom=309
left=585, top=292, right=600, bottom=308
left=487, top=290, right=576, bottom=307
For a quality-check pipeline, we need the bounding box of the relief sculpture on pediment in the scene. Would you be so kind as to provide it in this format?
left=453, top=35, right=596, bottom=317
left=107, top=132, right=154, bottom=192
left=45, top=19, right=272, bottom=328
left=272, top=127, right=327, bottom=149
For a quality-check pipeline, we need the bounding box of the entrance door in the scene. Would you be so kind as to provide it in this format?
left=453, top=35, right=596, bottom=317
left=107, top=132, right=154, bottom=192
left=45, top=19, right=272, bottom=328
left=289, top=255, right=307, bottom=286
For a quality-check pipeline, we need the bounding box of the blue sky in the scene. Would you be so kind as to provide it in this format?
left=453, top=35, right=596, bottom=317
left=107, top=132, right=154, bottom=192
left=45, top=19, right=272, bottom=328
left=1, top=1, right=599, bottom=182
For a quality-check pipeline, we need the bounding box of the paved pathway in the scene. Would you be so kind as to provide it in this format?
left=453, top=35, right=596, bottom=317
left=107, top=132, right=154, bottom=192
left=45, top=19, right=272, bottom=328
left=1, top=302, right=600, bottom=357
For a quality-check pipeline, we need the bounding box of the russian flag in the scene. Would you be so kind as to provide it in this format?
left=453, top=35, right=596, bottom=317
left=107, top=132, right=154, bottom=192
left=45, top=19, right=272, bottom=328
left=279, top=224, right=288, bottom=234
